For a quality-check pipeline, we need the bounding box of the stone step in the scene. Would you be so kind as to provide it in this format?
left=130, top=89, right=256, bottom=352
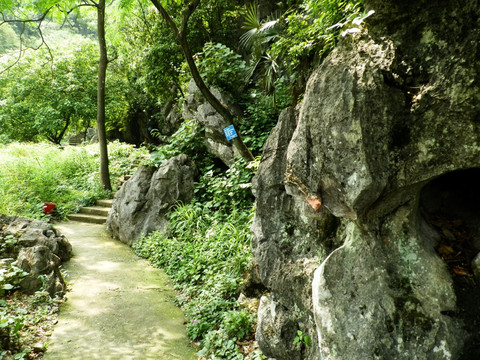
left=67, top=213, right=108, bottom=224
left=96, top=199, right=113, bottom=208
left=80, top=206, right=110, bottom=217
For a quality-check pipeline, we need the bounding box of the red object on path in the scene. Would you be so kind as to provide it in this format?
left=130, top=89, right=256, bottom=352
left=43, top=202, right=56, bottom=214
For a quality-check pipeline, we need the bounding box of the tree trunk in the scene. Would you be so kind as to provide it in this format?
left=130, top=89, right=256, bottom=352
left=150, top=0, right=255, bottom=162
left=178, top=34, right=255, bottom=162
left=56, top=116, right=70, bottom=145
left=96, top=0, right=112, bottom=190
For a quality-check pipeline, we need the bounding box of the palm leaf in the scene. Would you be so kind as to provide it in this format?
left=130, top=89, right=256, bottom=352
left=259, top=19, right=279, bottom=33
left=240, top=3, right=261, bottom=49
left=240, top=28, right=258, bottom=49
left=243, top=2, right=260, bottom=31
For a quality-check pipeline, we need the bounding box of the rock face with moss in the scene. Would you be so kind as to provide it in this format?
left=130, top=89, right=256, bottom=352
left=252, top=1, right=480, bottom=359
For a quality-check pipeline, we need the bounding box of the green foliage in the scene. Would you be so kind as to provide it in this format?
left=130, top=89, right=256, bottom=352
left=187, top=1, right=247, bottom=53
left=0, top=41, right=98, bottom=144
left=0, top=23, right=18, bottom=53
left=193, top=158, right=256, bottom=218
left=139, top=35, right=184, bottom=102
left=107, top=140, right=150, bottom=179
left=197, top=42, right=248, bottom=96
left=293, top=330, right=312, bottom=347
left=239, top=82, right=292, bottom=154
left=0, top=141, right=148, bottom=219
left=0, top=275, right=62, bottom=359
left=134, top=202, right=253, bottom=336
left=222, top=309, right=255, bottom=339
left=240, top=0, right=365, bottom=103
left=144, top=118, right=208, bottom=167
left=273, top=0, right=365, bottom=62
left=0, top=265, right=27, bottom=297
left=133, top=158, right=261, bottom=358
left=198, top=328, right=244, bottom=359
left=0, top=142, right=104, bottom=218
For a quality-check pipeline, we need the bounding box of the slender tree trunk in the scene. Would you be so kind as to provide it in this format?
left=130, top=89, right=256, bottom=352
left=96, top=0, right=112, bottom=190
left=56, top=116, right=70, bottom=145
left=150, top=0, right=255, bottom=162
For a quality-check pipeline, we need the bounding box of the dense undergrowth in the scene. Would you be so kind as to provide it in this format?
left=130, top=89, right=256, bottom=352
left=1, top=281, right=61, bottom=359
left=134, top=158, right=269, bottom=359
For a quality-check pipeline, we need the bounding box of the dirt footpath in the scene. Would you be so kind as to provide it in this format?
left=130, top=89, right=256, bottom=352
left=44, top=222, right=197, bottom=360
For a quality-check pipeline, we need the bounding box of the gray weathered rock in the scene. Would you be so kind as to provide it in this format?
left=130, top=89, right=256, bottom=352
left=0, top=216, right=72, bottom=297
left=182, top=80, right=242, bottom=166
left=16, top=245, right=65, bottom=296
left=3, top=217, right=72, bottom=261
left=106, top=154, right=196, bottom=245
left=252, top=1, right=480, bottom=359
left=162, top=100, right=183, bottom=136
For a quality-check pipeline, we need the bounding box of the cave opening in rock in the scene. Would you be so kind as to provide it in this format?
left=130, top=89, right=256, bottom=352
left=420, top=168, right=480, bottom=359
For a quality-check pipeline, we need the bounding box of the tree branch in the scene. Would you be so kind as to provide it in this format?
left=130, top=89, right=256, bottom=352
left=180, top=0, right=200, bottom=37
left=149, top=0, right=254, bottom=162
left=150, top=0, right=180, bottom=39
left=0, top=6, right=56, bottom=73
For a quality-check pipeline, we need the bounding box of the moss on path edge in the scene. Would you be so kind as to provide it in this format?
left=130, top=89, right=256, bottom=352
left=44, top=222, right=197, bottom=360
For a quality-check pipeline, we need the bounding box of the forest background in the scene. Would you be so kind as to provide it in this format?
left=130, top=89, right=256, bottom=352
left=0, top=0, right=365, bottom=358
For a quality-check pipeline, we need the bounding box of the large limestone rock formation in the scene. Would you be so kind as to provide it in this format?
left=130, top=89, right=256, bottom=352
left=106, top=154, right=196, bottom=245
left=252, top=1, right=480, bottom=359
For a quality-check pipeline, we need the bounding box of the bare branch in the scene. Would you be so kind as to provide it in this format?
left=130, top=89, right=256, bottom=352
left=0, top=42, right=24, bottom=74
left=35, top=22, right=54, bottom=62
left=0, top=5, right=54, bottom=24
left=0, top=5, right=56, bottom=73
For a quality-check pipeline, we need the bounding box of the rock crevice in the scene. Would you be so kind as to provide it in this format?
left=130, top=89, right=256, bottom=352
left=252, top=1, right=480, bottom=358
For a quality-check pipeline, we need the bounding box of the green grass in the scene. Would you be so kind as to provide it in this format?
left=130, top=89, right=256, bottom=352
left=0, top=141, right=148, bottom=219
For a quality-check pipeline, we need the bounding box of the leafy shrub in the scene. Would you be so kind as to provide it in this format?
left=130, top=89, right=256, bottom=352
left=134, top=158, right=261, bottom=358
left=239, top=83, right=291, bottom=154
left=0, top=265, right=27, bottom=297
left=197, top=309, right=255, bottom=358
left=144, top=118, right=208, bottom=168
left=193, top=158, right=256, bottom=218
left=107, top=141, right=150, bottom=181
left=240, top=0, right=364, bottom=107
left=0, top=283, right=62, bottom=359
left=197, top=42, right=248, bottom=96
left=198, top=328, right=244, bottom=360
left=222, top=309, right=255, bottom=339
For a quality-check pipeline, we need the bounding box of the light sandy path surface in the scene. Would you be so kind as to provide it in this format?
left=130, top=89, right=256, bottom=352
left=44, top=222, right=197, bottom=360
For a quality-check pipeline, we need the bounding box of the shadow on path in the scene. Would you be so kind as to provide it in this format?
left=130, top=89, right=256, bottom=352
left=44, top=222, right=197, bottom=360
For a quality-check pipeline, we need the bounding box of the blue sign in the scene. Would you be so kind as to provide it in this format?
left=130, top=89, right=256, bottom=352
left=223, top=125, right=238, bottom=141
